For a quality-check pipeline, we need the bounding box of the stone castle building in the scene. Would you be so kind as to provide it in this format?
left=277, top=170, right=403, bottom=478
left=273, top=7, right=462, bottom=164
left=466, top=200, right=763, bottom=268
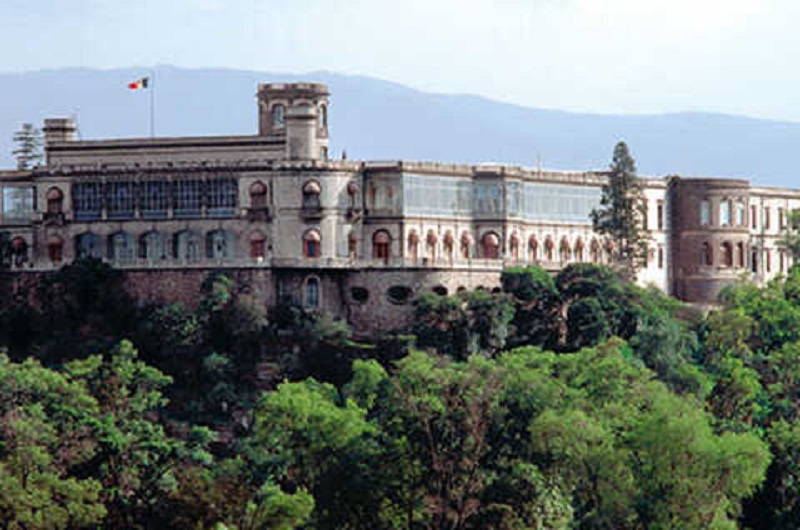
left=0, top=82, right=798, bottom=333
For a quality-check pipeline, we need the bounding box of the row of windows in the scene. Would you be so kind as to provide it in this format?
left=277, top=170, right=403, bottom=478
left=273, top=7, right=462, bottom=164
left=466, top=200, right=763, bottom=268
left=70, top=178, right=239, bottom=220
left=697, top=241, right=792, bottom=274
left=699, top=199, right=794, bottom=230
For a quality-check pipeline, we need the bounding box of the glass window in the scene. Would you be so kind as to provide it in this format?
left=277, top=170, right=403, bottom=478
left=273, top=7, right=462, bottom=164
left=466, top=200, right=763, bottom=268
left=700, top=200, right=710, bottom=226
left=250, top=181, right=268, bottom=209
left=272, top=104, right=285, bottom=128
left=174, top=230, right=201, bottom=261
left=206, top=230, right=233, bottom=259
left=174, top=180, right=203, bottom=218
left=720, top=201, right=731, bottom=226
left=657, top=201, right=664, bottom=230
left=140, top=231, right=168, bottom=261
left=736, top=201, right=745, bottom=226
left=48, top=237, right=63, bottom=265
left=109, top=232, right=135, bottom=262
left=305, top=277, right=320, bottom=308
left=304, top=230, right=321, bottom=258
left=140, top=181, right=169, bottom=219
left=2, top=187, right=34, bottom=223
left=207, top=177, right=238, bottom=218
left=764, top=207, right=771, bottom=229
left=46, top=187, right=64, bottom=214
left=751, top=205, right=758, bottom=229
left=76, top=233, right=102, bottom=259
left=73, top=182, right=103, bottom=221
left=107, top=181, right=136, bottom=220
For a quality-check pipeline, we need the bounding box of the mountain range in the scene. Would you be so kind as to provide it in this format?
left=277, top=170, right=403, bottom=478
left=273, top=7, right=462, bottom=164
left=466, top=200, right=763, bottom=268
left=0, top=65, right=797, bottom=187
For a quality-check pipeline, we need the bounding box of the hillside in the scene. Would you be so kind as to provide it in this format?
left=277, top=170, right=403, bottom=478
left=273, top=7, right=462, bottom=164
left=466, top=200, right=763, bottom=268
left=0, top=65, right=797, bottom=186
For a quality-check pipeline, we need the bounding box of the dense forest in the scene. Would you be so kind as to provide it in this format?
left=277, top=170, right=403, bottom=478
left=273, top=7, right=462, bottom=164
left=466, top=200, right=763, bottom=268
left=3, top=258, right=800, bottom=529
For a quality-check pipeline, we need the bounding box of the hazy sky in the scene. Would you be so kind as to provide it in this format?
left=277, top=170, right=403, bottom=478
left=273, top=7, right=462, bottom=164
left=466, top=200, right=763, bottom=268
left=4, top=0, right=800, bottom=120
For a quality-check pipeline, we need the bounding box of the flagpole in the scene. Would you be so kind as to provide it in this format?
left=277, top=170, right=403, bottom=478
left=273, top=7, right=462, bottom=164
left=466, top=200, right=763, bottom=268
left=149, top=70, right=155, bottom=138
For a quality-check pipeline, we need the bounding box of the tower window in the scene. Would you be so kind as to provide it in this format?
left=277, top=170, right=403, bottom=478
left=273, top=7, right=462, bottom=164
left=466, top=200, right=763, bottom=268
left=272, top=104, right=285, bottom=129
left=305, top=277, right=320, bottom=308
left=46, top=187, right=63, bottom=214
left=373, top=230, right=391, bottom=263
left=304, top=229, right=321, bottom=258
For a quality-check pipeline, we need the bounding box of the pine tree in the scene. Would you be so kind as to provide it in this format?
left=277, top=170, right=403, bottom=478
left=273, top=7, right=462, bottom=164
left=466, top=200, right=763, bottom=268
left=591, top=141, right=650, bottom=281
left=12, top=123, right=43, bottom=170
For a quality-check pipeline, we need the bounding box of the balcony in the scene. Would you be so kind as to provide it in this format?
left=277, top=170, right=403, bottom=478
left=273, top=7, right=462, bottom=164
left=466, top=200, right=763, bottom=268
left=246, top=206, right=273, bottom=222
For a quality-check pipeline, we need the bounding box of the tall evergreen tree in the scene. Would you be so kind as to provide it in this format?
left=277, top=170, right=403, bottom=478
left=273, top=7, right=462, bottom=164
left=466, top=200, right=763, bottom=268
left=591, top=141, right=650, bottom=280
left=12, top=123, right=43, bottom=170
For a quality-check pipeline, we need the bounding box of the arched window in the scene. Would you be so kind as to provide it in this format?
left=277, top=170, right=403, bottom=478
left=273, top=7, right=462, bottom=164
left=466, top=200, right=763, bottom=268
left=544, top=236, right=554, bottom=261
left=559, top=237, right=571, bottom=263
left=140, top=231, right=167, bottom=261
left=302, top=180, right=321, bottom=209
left=108, top=232, right=135, bottom=262
left=76, top=233, right=102, bottom=259
left=46, top=187, right=63, bottom=214
left=272, top=104, right=285, bottom=128
left=47, top=236, right=63, bottom=265
left=206, top=230, right=233, bottom=260
left=700, top=242, right=712, bottom=266
left=304, top=229, right=321, bottom=259
left=10, top=237, right=27, bottom=267
left=174, top=230, right=201, bottom=262
left=250, top=230, right=266, bottom=261
left=590, top=238, right=600, bottom=263
left=575, top=238, right=585, bottom=262
left=751, top=250, right=758, bottom=273
left=250, top=181, right=268, bottom=209
left=720, top=241, right=733, bottom=267
left=426, top=230, right=438, bottom=261
left=443, top=230, right=455, bottom=260
left=460, top=232, right=472, bottom=259
left=737, top=242, right=745, bottom=268
left=482, top=232, right=500, bottom=260
left=528, top=236, right=539, bottom=263
left=373, top=230, right=391, bottom=263
left=408, top=230, right=420, bottom=262
left=509, top=232, right=520, bottom=263
left=305, top=277, right=320, bottom=308
left=348, top=231, right=358, bottom=259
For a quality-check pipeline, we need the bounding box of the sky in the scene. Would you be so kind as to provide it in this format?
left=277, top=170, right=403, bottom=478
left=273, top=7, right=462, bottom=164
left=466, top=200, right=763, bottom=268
left=3, top=0, right=800, bottom=121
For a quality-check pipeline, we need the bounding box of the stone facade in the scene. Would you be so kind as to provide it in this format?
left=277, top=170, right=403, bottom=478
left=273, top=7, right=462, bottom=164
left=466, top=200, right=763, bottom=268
left=1, top=82, right=799, bottom=334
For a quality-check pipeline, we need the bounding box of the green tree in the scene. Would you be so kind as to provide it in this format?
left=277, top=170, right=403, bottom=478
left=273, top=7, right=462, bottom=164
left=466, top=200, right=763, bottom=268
left=12, top=122, right=43, bottom=170
left=591, top=141, right=650, bottom=280
left=778, top=209, right=800, bottom=260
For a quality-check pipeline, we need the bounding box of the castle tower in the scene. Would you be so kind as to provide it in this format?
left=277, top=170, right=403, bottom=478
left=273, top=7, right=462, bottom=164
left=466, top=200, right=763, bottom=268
left=257, top=82, right=330, bottom=160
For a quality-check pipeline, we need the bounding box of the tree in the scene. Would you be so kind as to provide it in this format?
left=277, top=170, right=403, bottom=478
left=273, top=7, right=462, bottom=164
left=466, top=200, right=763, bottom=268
left=778, top=209, right=800, bottom=260
left=591, top=141, right=650, bottom=280
left=12, top=122, right=43, bottom=170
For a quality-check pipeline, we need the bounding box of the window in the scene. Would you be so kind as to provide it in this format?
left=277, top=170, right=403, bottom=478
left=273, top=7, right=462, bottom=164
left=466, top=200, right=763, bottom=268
left=174, top=230, right=201, bottom=261
left=373, top=230, right=391, bottom=263
left=509, top=232, right=520, bottom=262
left=272, top=104, right=285, bottom=128
left=46, top=187, right=63, bottom=214
left=529, top=236, right=539, bottom=262
left=387, top=285, right=412, bottom=305
left=764, top=207, right=771, bottom=230
left=720, top=242, right=733, bottom=267
left=47, top=236, right=63, bottom=265
left=350, top=287, right=369, bottom=304
left=107, top=181, right=136, bottom=220
left=575, top=238, right=584, bottom=262
left=720, top=200, right=731, bottom=226
left=76, top=233, right=102, bottom=259
left=482, top=232, right=500, bottom=259
left=302, top=181, right=321, bottom=210
left=642, top=201, right=649, bottom=231
left=559, top=237, right=571, bottom=263
left=766, top=249, right=772, bottom=272
left=751, top=205, right=758, bottom=229
left=657, top=201, right=664, bottom=230
left=780, top=250, right=786, bottom=272
left=250, top=181, right=268, bottom=209
left=11, top=237, right=28, bottom=267
left=779, top=207, right=785, bottom=229
left=349, top=231, right=358, bottom=259
left=700, top=242, right=712, bottom=266
left=140, top=181, right=169, bottom=219
left=207, top=177, right=238, bottom=217
left=752, top=250, right=758, bottom=273
left=426, top=230, right=438, bottom=261
left=304, top=229, right=321, bottom=258
left=443, top=231, right=454, bottom=259
left=3, top=187, right=34, bottom=223
left=544, top=237, right=554, bottom=261
left=305, top=277, right=320, bottom=308
left=590, top=238, right=600, bottom=263
left=658, top=246, right=664, bottom=269
left=737, top=242, right=745, bottom=268
left=250, top=231, right=266, bottom=261
left=108, top=232, right=135, bottom=262
left=319, top=104, right=327, bottom=132
left=174, top=180, right=203, bottom=218
left=460, top=232, right=472, bottom=259
left=699, top=200, right=710, bottom=226
left=207, top=230, right=233, bottom=259
left=736, top=201, right=745, bottom=226
left=140, top=231, right=167, bottom=261
left=73, top=182, right=103, bottom=221
left=408, top=231, right=420, bottom=262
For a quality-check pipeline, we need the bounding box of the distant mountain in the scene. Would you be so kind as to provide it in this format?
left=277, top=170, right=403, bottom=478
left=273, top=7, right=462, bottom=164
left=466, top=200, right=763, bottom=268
left=0, top=66, right=797, bottom=187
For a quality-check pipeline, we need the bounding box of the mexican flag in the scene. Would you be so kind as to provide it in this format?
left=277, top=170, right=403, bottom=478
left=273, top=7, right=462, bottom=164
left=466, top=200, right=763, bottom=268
left=127, top=77, right=149, bottom=90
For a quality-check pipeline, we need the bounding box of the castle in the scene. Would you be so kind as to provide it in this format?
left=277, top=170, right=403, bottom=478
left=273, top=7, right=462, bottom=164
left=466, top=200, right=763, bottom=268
left=1, top=82, right=797, bottom=333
